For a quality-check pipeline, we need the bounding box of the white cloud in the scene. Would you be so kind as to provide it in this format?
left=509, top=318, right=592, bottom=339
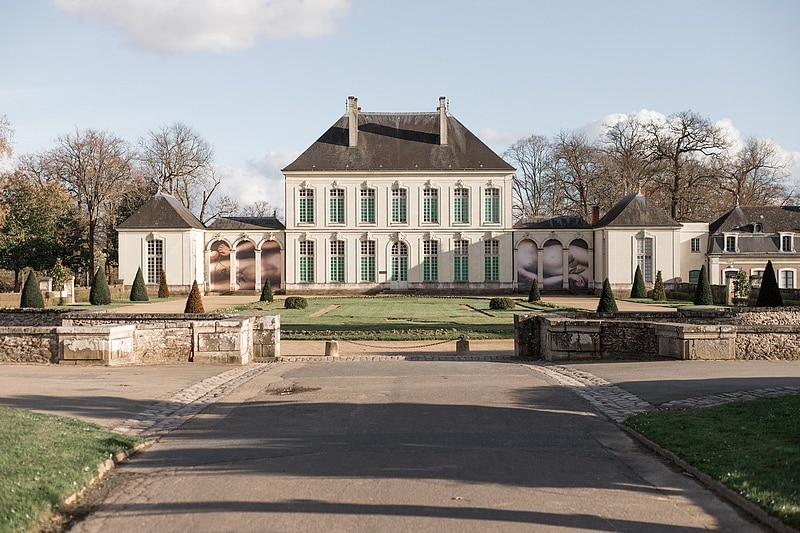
left=54, top=0, right=350, bottom=54
left=216, top=150, right=298, bottom=212
left=480, top=127, right=524, bottom=147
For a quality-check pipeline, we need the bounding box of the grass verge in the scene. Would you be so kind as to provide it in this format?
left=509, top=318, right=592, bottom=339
left=0, top=407, right=143, bottom=532
left=625, top=395, right=800, bottom=529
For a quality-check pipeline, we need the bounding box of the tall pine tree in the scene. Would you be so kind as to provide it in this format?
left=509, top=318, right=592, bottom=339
left=693, top=264, right=713, bottom=305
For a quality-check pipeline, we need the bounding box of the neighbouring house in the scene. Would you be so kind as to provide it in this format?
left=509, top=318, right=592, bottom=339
left=707, top=205, right=800, bottom=288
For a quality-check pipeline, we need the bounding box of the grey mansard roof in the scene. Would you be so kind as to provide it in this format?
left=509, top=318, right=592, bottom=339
left=282, top=112, right=514, bottom=173
left=207, top=216, right=285, bottom=231
left=117, top=193, right=205, bottom=230
left=709, top=206, right=800, bottom=234
left=594, top=192, right=680, bottom=228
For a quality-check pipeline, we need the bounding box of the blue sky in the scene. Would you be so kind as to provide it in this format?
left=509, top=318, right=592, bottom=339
left=3, top=0, right=799, bottom=210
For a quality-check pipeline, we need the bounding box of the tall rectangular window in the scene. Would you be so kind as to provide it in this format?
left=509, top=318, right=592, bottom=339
left=329, top=188, right=344, bottom=224
left=484, top=239, right=499, bottom=281
left=330, top=240, right=345, bottom=282
left=423, top=189, right=439, bottom=223
left=391, top=189, right=407, bottom=223
left=423, top=240, right=438, bottom=282
left=146, top=239, right=163, bottom=284
left=360, top=189, right=375, bottom=223
left=453, top=188, right=469, bottom=223
left=725, top=235, right=736, bottom=252
left=360, top=240, right=376, bottom=282
left=299, top=189, right=314, bottom=224
left=454, top=239, right=469, bottom=282
left=636, top=237, right=653, bottom=283
left=299, top=241, right=314, bottom=282
left=690, top=237, right=701, bottom=253
left=484, top=188, right=500, bottom=223
left=782, top=235, right=793, bottom=252
left=781, top=270, right=795, bottom=289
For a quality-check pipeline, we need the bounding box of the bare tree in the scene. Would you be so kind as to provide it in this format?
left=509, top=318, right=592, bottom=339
left=719, top=136, right=793, bottom=208
left=49, top=128, right=134, bottom=281
left=643, top=111, right=730, bottom=220
left=552, top=130, right=607, bottom=221
left=503, top=135, right=556, bottom=221
left=241, top=200, right=284, bottom=221
left=600, top=115, right=657, bottom=196
left=138, top=122, right=236, bottom=223
left=0, top=115, right=13, bottom=159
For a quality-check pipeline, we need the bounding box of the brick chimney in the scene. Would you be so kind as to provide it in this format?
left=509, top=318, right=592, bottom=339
left=438, top=96, right=448, bottom=146
left=348, top=96, right=358, bottom=147
left=591, top=205, right=600, bottom=225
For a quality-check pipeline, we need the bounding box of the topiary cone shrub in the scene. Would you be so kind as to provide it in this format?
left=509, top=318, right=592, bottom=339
left=129, top=267, right=149, bottom=302
left=489, top=297, right=515, bottom=310
left=692, top=264, right=713, bottom=305
left=260, top=278, right=274, bottom=303
left=184, top=280, right=205, bottom=313
left=630, top=265, right=647, bottom=298
left=89, top=267, right=112, bottom=305
left=158, top=269, right=170, bottom=299
left=597, top=278, right=618, bottom=313
left=19, top=270, right=44, bottom=309
left=756, top=260, right=783, bottom=307
left=528, top=278, right=541, bottom=302
left=652, top=270, right=667, bottom=301
left=284, top=296, right=308, bottom=309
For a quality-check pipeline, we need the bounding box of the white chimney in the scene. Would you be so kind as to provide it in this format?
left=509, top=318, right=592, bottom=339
left=348, top=96, right=358, bottom=147
left=438, top=96, right=448, bottom=146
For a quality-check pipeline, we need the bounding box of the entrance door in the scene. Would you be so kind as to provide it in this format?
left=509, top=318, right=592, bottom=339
left=390, top=241, right=408, bottom=290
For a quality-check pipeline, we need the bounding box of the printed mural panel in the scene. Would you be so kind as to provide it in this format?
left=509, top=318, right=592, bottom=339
left=235, top=241, right=256, bottom=290
left=568, top=239, right=589, bottom=292
left=517, top=239, right=538, bottom=290
left=260, top=241, right=282, bottom=288
left=209, top=240, right=231, bottom=291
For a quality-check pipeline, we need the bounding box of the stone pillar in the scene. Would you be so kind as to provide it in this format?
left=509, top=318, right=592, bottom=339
left=325, top=340, right=339, bottom=357
left=456, top=337, right=470, bottom=354
left=562, top=247, right=571, bottom=290
left=229, top=249, right=237, bottom=291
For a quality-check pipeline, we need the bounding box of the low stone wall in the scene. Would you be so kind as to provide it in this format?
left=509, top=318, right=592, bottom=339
left=0, top=309, right=68, bottom=327
left=515, top=308, right=800, bottom=361
left=0, top=310, right=280, bottom=366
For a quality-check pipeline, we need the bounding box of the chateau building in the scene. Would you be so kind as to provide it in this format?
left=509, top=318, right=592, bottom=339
left=116, top=97, right=800, bottom=295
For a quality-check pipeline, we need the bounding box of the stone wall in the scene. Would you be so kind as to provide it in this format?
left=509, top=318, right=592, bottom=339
left=0, top=309, right=67, bottom=327
left=515, top=308, right=800, bottom=361
left=0, top=310, right=280, bottom=366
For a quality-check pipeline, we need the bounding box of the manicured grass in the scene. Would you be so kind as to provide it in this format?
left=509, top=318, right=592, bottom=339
left=626, top=395, right=800, bottom=529
left=0, top=407, right=143, bottom=532
left=232, top=296, right=550, bottom=339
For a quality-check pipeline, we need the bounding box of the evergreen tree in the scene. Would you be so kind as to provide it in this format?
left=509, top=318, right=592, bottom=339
left=652, top=270, right=667, bottom=301
left=597, top=278, right=618, bottom=313
left=756, top=260, right=783, bottom=307
left=184, top=280, right=205, bottom=313
left=158, top=269, right=170, bottom=298
left=693, top=264, right=713, bottom=305
left=527, top=278, right=541, bottom=302
left=89, top=267, right=111, bottom=305
left=630, top=265, right=647, bottom=298
left=129, top=267, right=149, bottom=301
left=260, top=278, right=274, bottom=303
left=19, top=270, right=44, bottom=309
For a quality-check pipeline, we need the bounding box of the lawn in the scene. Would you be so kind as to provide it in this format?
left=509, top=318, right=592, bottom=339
left=230, top=296, right=552, bottom=340
left=626, top=395, right=800, bottom=529
left=0, top=407, right=143, bottom=532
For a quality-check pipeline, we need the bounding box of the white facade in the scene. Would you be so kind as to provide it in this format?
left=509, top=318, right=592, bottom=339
left=118, top=228, right=206, bottom=292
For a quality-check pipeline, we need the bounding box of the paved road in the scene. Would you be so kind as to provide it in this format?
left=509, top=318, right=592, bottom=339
left=68, top=361, right=759, bottom=532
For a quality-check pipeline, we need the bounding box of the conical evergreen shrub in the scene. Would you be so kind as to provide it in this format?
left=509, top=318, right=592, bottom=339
left=597, top=278, right=618, bottom=313
left=158, top=269, right=170, bottom=298
left=19, top=270, right=44, bottom=309
left=692, top=264, right=713, bottom=305
left=528, top=278, right=541, bottom=302
left=260, top=278, right=274, bottom=303
left=184, top=280, right=205, bottom=313
left=89, top=267, right=112, bottom=305
left=630, top=265, right=647, bottom=298
left=129, top=267, right=149, bottom=302
left=652, top=270, right=667, bottom=301
left=756, top=260, right=783, bottom=307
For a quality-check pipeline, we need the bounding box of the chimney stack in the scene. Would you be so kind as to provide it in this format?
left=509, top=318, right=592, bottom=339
left=591, top=205, right=600, bottom=225
left=348, top=96, right=358, bottom=147
left=438, top=96, right=448, bottom=146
